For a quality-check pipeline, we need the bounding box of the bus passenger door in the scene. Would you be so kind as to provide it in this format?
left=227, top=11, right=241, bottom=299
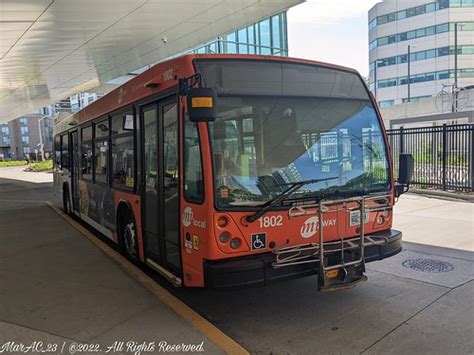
left=70, top=130, right=80, bottom=214
left=141, top=96, right=181, bottom=276
left=142, top=104, right=161, bottom=262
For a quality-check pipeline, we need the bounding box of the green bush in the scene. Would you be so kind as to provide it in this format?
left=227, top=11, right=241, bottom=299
left=25, top=160, right=53, bottom=172
left=0, top=160, right=28, bottom=167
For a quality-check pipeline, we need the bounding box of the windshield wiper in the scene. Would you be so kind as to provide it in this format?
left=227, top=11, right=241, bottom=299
left=246, top=177, right=338, bottom=223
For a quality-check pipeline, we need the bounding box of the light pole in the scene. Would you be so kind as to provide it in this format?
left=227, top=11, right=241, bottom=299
left=453, top=23, right=465, bottom=112
left=37, top=114, right=49, bottom=161
left=373, top=59, right=381, bottom=101
left=407, top=44, right=416, bottom=103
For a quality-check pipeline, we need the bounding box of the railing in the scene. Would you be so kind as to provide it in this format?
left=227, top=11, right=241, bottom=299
left=387, top=123, right=474, bottom=191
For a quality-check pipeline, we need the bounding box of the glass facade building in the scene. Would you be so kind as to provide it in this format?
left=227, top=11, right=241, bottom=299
left=192, top=12, right=288, bottom=56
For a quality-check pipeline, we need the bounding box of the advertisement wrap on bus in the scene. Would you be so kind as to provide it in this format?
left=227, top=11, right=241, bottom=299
left=54, top=54, right=413, bottom=292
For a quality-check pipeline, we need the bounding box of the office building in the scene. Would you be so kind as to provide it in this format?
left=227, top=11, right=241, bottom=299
left=368, top=0, right=474, bottom=108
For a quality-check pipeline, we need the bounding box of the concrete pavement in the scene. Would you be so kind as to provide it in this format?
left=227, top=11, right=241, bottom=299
left=0, top=175, right=234, bottom=355
left=0, top=167, right=473, bottom=354
left=393, top=193, right=473, bottom=252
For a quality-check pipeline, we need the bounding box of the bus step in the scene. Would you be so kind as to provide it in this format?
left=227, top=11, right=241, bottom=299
left=318, top=262, right=367, bottom=292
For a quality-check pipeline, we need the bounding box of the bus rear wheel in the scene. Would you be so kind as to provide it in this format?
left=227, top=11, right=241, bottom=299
left=63, top=187, right=71, bottom=215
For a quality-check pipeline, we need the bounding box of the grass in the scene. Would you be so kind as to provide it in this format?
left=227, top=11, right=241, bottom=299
left=0, top=160, right=28, bottom=167
left=26, top=160, right=53, bottom=172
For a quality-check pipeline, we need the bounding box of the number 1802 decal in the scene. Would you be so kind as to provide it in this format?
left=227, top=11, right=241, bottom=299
left=258, top=215, right=283, bottom=228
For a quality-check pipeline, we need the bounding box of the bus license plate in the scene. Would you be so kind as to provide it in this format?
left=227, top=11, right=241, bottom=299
left=349, top=210, right=369, bottom=227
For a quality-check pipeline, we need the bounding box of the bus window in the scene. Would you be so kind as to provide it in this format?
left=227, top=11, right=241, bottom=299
left=54, top=134, right=61, bottom=168
left=61, top=133, right=69, bottom=171
left=94, top=118, right=109, bottom=184
left=184, top=119, right=204, bottom=203
left=111, top=111, right=135, bottom=189
left=81, top=126, right=93, bottom=180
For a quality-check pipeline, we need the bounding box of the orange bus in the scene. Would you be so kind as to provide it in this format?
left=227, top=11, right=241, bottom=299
left=54, top=54, right=413, bottom=291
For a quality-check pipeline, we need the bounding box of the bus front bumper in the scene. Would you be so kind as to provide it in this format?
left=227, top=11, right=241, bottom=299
left=204, top=229, right=402, bottom=289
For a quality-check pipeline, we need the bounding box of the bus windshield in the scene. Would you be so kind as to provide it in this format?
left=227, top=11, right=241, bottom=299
left=196, top=60, right=391, bottom=208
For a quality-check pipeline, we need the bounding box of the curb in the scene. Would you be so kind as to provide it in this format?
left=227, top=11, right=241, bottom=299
left=409, top=189, right=474, bottom=203
left=47, top=201, right=249, bottom=355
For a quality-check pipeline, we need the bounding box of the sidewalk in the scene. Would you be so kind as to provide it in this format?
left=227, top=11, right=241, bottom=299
left=393, top=193, right=474, bottom=252
left=0, top=176, right=239, bottom=355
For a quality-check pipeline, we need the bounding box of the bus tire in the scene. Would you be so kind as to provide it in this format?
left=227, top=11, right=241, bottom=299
left=118, top=206, right=138, bottom=262
left=63, top=185, right=71, bottom=215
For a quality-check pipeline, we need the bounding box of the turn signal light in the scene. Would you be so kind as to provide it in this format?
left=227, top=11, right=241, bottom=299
left=219, top=232, right=231, bottom=243
left=325, top=269, right=339, bottom=279
left=230, top=238, right=242, bottom=249
left=217, top=216, right=228, bottom=228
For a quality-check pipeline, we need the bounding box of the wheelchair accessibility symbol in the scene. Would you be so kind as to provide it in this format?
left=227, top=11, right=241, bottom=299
left=251, top=233, right=266, bottom=250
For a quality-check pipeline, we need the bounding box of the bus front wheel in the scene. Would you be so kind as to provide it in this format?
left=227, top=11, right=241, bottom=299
left=118, top=208, right=138, bottom=261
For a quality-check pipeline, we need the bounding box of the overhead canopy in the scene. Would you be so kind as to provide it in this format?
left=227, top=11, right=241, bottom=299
left=0, top=0, right=303, bottom=123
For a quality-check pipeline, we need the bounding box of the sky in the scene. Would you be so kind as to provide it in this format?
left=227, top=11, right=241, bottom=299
left=287, top=0, right=381, bottom=77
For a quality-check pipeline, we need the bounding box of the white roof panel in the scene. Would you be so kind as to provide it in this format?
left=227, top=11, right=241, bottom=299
left=0, top=0, right=302, bottom=122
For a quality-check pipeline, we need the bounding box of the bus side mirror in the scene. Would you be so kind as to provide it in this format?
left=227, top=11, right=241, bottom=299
left=395, top=153, right=414, bottom=197
left=187, top=88, right=217, bottom=122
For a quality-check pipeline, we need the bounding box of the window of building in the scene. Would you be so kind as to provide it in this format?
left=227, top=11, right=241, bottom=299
left=111, top=111, right=135, bottom=189
left=378, top=100, right=394, bottom=108
left=397, top=10, right=407, bottom=20
left=406, top=7, right=417, bottom=17
left=3, top=136, right=10, bottom=145
left=259, top=18, right=271, bottom=54
left=23, top=147, right=31, bottom=155
left=20, top=127, right=28, bottom=135
left=94, top=118, right=109, bottom=184
left=439, top=0, right=449, bottom=8
left=271, top=14, right=282, bottom=54
left=239, top=28, right=249, bottom=54
left=1, top=126, right=8, bottom=135
left=184, top=119, right=204, bottom=203
left=81, top=126, right=93, bottom=180
left=436, top=23, right=449, bottom=33
left=225, top=32, right=237, bottom=53
left=426, top=3, right=437, bottom=12
left=415, top=5, right=426, bottom=15
left=19, top=118, right=28, bottom=125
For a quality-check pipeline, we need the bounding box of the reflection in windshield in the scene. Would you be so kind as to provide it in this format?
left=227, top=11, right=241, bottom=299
left=209, top=96, right=390, bottom=208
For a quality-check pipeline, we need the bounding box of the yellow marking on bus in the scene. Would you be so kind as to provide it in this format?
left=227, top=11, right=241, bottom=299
left=46, top=201, right=249, bottom=355
left=192, top=235, right=199, bottom=251
left=191, top=97, right=213, bottom=108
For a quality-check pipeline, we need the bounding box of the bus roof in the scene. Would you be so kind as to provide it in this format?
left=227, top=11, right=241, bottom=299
left=64, top=54, right=361, bottom=127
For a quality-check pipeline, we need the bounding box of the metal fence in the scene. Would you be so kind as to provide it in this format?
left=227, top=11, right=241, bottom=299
left=386, top=124, right=474, bottom=191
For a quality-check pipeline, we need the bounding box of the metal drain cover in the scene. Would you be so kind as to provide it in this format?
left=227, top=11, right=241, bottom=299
left=402, top=258, right=454, bottom=273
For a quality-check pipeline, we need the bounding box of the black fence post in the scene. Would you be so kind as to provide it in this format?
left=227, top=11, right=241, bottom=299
left=399, top=126, right=404, bottom=154
left=470, top=125, right=474, bottom=191
left=442, top=123, right=447, bottom=191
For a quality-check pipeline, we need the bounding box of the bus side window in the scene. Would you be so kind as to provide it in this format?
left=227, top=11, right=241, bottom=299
left=111, top=112, right=135, bottom=189
left=81, top=126, right=93, bottom=180
left=61, top=133, right=69, bottom=171
left=54, top=135, right=61, bottom=169
left=184, top=120, right=204, bottom=203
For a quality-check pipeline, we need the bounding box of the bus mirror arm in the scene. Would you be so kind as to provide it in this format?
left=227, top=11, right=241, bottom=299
left=394, top=154, right=414, bottom=198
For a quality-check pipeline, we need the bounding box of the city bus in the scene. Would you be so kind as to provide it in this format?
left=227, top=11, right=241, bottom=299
left=54, top=54, right=413, bottom=291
